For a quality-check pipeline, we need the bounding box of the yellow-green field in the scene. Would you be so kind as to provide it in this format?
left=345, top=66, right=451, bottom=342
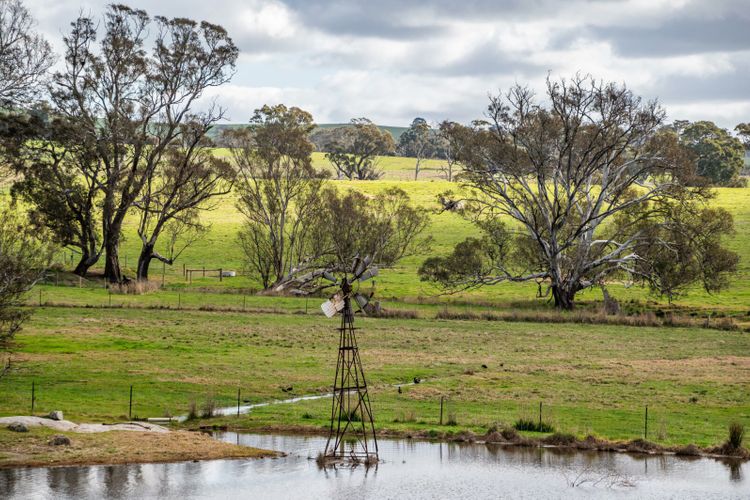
left=41, top=152, right=748, bottom=316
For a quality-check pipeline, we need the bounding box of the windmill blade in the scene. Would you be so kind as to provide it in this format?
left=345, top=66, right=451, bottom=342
left=354, top=293, right=369, bottom=311
left=354, top=259, right=366, bottom=278
left=358, top=267, right=379, bottom=282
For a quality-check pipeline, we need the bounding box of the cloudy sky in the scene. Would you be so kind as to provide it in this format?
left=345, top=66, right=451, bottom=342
left=25, top=0, right=750, bottom=129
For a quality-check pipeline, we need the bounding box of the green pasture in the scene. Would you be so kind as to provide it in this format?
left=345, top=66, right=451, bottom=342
left=1, top=307, right=747, bottom=447
left=38, top=156, right=749, bottom=314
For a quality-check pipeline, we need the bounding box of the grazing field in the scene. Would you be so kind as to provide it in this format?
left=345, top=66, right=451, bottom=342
left=1, top=306, right=748, bottom=448
left=39, top=160, right=750, bottom=316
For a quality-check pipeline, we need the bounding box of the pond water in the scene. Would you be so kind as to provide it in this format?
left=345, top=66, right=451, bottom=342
left=1, top=432, right=746, bottom=499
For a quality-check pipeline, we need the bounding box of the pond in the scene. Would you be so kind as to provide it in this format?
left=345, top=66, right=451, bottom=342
left=1, top=432, right=746, bottom=499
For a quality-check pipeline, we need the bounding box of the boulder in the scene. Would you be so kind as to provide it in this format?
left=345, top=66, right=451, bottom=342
left=7, top=422, right=28, bottom=433
left=48, top=435, right=71, bottom=446
left=48, top=411, right=64, bottom=421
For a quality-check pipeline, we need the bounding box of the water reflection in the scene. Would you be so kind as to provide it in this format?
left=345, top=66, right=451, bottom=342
left=0, top=432, right=746, bottom=499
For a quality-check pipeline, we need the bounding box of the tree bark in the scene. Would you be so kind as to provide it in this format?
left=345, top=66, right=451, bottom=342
left=72, top=250, right=99, bottom=277
left=103, top=234, right=123, bottom=283
left=551, top=284, right=576, bottom=310
left=136, top=243, right=158, bottom=281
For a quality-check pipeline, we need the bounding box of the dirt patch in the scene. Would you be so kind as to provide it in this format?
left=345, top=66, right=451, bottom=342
left=0, top=428, right=278, bottom=468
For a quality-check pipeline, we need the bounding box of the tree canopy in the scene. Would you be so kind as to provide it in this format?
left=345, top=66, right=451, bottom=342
left=419, top=75, right=738, bottom=309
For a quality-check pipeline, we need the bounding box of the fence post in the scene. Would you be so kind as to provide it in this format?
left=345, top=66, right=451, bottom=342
left=237, top=388, right=241, bottom=416
left=202, top=266, right=205, bottom=277
left=644, top=405, right=648, bottom=440
left=440, top=396, right=444, bottom=425
left=183, top=263, right=186, bottom=280
left=219, top=268, right=223, bottom=282
left=178, top=293, right=181, bottom=310
left=39, top=289, right=42, bottom=307
left=31, top=381, right=35, bottom=413
left=161, top=262, right=166, bottom=288
left=129, top=385, right=133, bottom=420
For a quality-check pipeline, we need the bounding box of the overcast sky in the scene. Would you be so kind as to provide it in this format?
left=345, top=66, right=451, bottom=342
left=25, top=0, right=750, bottom=129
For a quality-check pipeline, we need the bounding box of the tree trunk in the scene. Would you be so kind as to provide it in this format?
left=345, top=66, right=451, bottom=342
left=551, top=285, right=576, bottom=310
left=73, top=250, right=99, bottom=277
left=103, top=235, right=123, bottom=283
left=136, top=244, right=153, bottom=281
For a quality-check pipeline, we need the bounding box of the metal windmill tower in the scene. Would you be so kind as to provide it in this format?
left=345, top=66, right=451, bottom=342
left=319, top=255, right=379, bottom=465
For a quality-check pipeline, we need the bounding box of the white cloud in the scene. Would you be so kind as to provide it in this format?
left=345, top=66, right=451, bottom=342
left=23, top=0, right=750, bottom=128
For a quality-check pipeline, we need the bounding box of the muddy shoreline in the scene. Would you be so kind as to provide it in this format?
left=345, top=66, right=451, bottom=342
left=198, top=423, right=749, bottom=462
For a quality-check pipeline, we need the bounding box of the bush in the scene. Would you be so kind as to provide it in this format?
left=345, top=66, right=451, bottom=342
left=728, top=422, right=744, bottom=450
left=200, top=396, right=217, bottom=419
left=514, top=418, right=554, bottom=433
left=0, top=206, right=54, bottom=345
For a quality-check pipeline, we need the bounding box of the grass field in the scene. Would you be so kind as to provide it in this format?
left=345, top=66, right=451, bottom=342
left=2, top=153, right=748, bottom=456
left=39, top=155, right=750, bottom=316
left=1, top=306, right=748, bottom=448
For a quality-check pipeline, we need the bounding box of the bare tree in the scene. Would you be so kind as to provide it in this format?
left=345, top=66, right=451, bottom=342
left=50, top=5, right=238, bottom=283
left=134, top=116, right=235, bottom=280
left=325, top=118, right=395, bottom=180
left=227, top=104, right=329, bottom=290
left=274, top=187, right=432, bottom=294
left=0, top=205, right=54, bottom=345
left=0, top=0, right=54, bottom=107
left=419, top=75, right=737, bottom=309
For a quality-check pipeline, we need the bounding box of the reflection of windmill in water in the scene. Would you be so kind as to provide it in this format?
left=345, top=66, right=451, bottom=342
left=316, top=254, right=380, bottom=465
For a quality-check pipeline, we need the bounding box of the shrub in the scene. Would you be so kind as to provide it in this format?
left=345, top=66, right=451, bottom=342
left=728, top=422, right=744, bottom=450
left=200, top=396, right=217, bottom=419
left=514, top=418, right=554, bottom=433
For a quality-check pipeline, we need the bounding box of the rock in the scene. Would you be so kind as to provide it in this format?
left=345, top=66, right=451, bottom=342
left=48, top=411, right=64, bottom=421
left=7, top=423, right=28, bottom=433
left=49, top=435, right=71, bottom=446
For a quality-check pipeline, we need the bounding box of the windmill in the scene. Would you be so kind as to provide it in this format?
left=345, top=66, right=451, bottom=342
left=318, top=254, right=379, bottom=465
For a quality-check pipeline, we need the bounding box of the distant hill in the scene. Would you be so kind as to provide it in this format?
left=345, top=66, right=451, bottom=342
left=207, top=123, right=408, bottom=141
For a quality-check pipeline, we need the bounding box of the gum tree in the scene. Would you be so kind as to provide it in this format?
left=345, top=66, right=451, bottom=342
left=50, top=5, right=238, bottom=282
left=419, top=75, right=738, bottom=309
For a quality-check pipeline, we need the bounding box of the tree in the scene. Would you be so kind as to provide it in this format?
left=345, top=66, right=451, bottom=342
left=134, top=117, right=235, bottom=280
left=227, top=105, right=328, bottom=290
left=418, top=75, right=738, bottom=310
left=436, top=121, right=465, bottom=182
left=0, top=205, right=54, bottom=345
left=0, top=0, right=54, bottom=107
left=677, top=121, right=744, bottom=186
left=736, top=123, right=750, bottom=149
left=398, top=117, right=433, bottom=180
left=274, top=187, right=432, bottom=294
left=325, top=118, right=395, bottom=180
left=6, top=110, right=103, bottom=276
left=49, top=5, right=238, bottom=283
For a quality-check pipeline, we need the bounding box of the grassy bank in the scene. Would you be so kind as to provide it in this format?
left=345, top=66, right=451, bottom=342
left=1, top=306, right=747, bottom=449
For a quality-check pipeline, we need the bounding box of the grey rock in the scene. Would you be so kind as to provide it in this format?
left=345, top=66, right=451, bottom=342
left=49, top=435, right=71, bottom=446
left=7, top=423, right=28, bottom=432
left=48, top=411, right=64, bottom=421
